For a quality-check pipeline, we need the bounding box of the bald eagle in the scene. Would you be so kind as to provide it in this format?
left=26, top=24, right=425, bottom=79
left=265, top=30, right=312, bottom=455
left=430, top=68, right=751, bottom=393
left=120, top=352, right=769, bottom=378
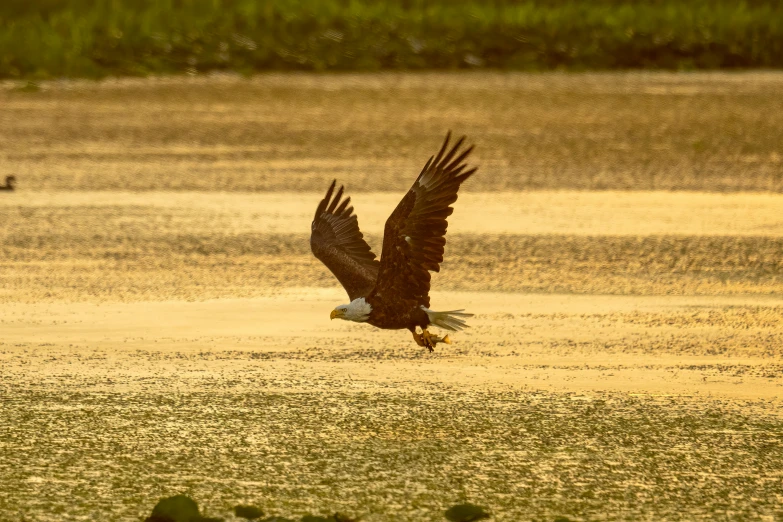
left=310, top=133, right=476, bottom=351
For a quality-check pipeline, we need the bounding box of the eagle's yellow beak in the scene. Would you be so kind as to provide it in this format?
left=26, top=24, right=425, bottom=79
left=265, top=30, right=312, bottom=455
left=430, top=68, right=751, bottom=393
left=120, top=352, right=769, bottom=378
left=330, top=309, right=343, bottom=320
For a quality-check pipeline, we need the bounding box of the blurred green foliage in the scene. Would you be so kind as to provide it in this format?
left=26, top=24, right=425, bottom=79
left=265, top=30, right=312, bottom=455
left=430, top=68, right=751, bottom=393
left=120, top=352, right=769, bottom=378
left=1, top=0, right=782, bottom=78
left=444, top=503, right=491, bottom=522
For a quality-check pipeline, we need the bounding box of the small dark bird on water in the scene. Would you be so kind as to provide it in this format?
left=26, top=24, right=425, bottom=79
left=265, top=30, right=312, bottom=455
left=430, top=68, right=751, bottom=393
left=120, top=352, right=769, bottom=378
left=0, top=176, right=16, bottom=191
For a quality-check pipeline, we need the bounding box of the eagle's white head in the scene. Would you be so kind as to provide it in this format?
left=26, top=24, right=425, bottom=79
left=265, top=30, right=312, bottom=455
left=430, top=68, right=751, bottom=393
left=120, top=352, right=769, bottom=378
left=330, top=298, right=372, bottom=322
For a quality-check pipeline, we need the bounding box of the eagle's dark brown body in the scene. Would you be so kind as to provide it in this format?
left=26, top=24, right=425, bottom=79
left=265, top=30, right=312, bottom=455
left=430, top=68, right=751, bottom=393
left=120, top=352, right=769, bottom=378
left=365, top=297, right=430, bottom=331
left=310, top=133, right=476, bottom=349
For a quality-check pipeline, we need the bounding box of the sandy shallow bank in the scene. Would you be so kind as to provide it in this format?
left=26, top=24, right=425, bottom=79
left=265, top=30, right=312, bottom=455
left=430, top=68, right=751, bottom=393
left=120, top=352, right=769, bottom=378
left=3, top=290, right=781, bottom=401
left=4, top=72, right=783, bottom=193
left=3, top=190, right=783, bottom=237
left=3, top=190, right=783, bottom=302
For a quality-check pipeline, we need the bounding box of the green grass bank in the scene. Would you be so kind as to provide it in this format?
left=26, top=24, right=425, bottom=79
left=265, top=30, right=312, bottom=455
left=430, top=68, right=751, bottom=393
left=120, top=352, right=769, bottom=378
left=2, top=0, right=783, bottom=79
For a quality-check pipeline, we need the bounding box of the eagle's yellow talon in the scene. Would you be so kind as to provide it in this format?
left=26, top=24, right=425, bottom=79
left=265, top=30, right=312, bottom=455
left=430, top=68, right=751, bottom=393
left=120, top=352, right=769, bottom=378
left=421, top=329, right=436, bottom=352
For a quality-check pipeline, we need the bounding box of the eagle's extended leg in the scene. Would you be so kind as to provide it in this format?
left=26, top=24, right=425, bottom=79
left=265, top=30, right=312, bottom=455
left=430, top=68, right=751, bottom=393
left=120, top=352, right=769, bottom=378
left=411, top=330, right=426, bottom=348
left=421, top=329, right=436, bottom=352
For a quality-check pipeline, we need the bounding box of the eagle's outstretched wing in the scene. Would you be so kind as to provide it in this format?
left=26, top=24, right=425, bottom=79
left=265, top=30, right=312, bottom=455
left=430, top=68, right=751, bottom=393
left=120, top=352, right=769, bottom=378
left=373, top=132, right=476, bottom=308
left=310, top=180, right=380, bottom=301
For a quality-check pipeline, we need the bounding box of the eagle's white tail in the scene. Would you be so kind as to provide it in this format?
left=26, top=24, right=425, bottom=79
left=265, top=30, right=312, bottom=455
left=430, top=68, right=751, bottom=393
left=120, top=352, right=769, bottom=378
left=421, top=307, right=473, bottom=332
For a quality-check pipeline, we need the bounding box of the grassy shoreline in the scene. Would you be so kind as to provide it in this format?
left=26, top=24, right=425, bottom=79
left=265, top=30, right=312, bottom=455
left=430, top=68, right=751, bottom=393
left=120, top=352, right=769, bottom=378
left=2, top=0, right=783, bottom=79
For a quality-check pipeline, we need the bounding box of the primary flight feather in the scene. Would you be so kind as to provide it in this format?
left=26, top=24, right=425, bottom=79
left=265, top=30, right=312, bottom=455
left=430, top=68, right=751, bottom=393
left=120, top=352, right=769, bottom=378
left=310, top=132, right=477, bottom=351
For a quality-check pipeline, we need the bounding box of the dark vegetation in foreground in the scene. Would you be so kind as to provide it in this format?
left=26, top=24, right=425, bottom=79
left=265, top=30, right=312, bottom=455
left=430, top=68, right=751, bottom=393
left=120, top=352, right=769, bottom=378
left=2, top=0, right=783, bottom=79
left=144, top=495, right=492, bottom=522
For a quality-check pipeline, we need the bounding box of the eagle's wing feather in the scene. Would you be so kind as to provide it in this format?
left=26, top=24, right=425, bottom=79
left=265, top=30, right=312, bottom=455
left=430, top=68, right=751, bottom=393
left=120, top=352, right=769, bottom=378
left=374, top=133, right=476, bottom=308
left=310, top=180, right=380, bottom=301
